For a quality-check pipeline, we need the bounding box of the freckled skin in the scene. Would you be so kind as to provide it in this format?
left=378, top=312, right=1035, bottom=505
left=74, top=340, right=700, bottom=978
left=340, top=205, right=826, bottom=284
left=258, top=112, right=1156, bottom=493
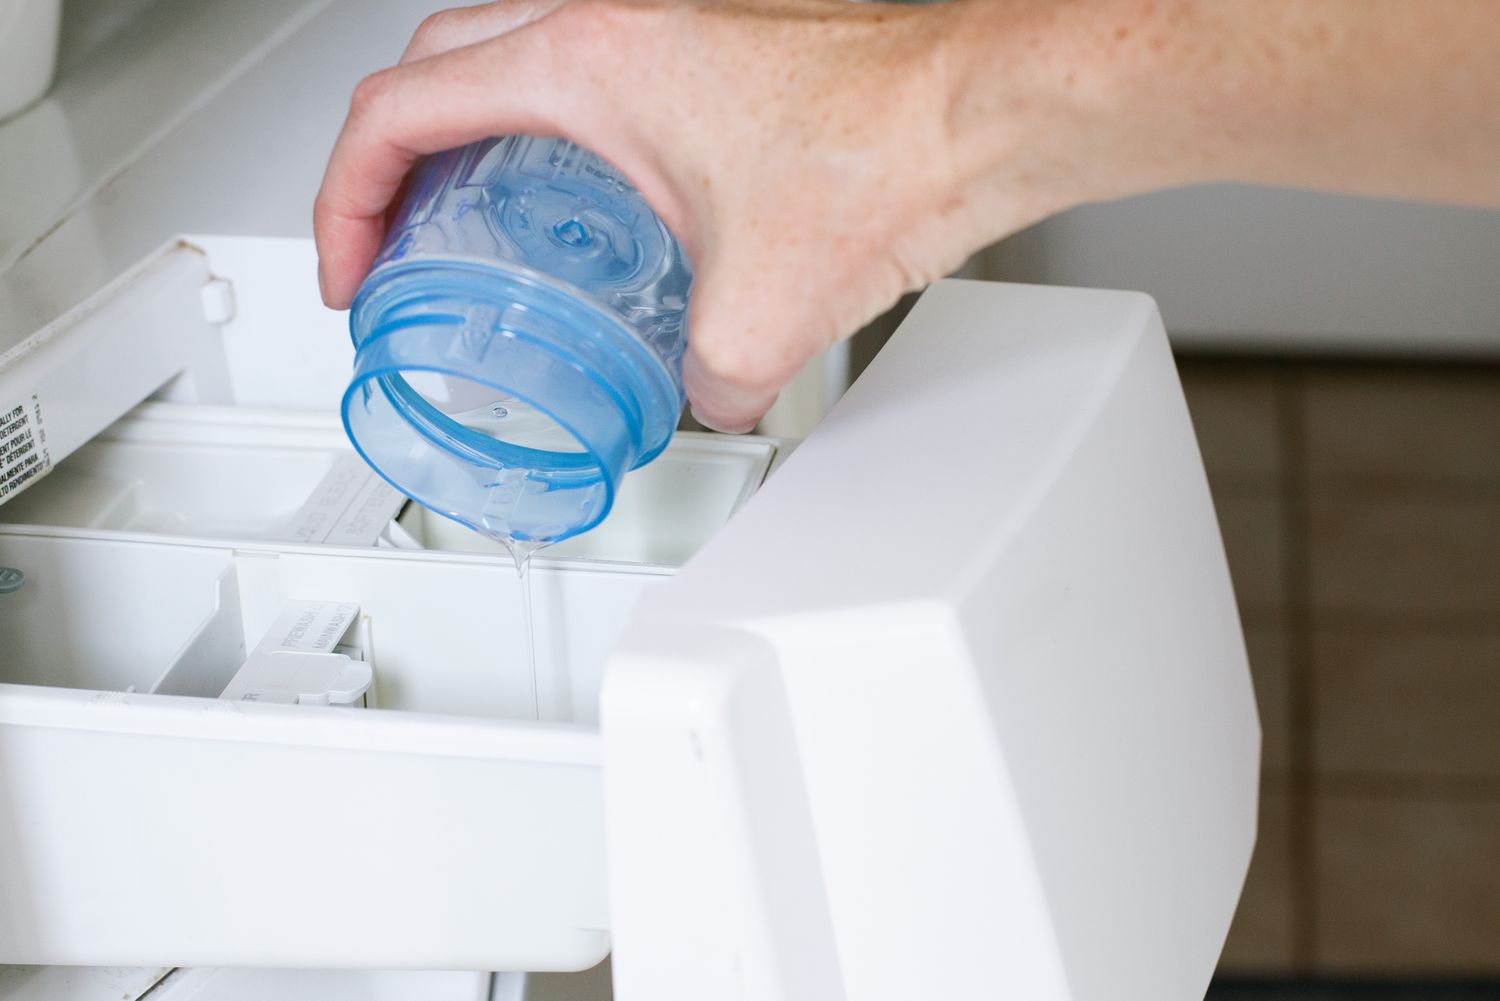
left=315, top=0, right=1500, bottom=431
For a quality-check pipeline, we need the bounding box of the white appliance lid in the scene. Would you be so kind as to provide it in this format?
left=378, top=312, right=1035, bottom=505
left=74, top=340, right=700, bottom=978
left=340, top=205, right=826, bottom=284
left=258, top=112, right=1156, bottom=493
left=604, top=279, right=1260, bottom=1001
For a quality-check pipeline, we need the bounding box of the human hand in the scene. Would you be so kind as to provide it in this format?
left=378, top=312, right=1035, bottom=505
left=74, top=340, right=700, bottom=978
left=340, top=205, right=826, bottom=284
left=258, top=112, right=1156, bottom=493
left=313, top=0, right=1091, bottom=431
left=316, top=0, right=1500, bottom=431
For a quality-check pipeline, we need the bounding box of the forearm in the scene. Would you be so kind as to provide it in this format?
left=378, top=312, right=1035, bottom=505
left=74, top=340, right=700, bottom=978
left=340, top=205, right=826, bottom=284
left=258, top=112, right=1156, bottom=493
left=315, top=0, right=1497, bottom=432
left=941, top=0, right=1500, bottom=219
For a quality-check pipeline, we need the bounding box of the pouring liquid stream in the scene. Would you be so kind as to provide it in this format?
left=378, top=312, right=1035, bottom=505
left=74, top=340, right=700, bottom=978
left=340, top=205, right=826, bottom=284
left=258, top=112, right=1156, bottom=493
left=495, top=536, right=548, bottom=719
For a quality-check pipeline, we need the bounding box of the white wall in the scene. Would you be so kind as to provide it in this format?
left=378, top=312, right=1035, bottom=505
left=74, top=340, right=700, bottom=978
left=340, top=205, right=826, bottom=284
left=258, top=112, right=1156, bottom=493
left=988, top=184, right=1500, bottom=358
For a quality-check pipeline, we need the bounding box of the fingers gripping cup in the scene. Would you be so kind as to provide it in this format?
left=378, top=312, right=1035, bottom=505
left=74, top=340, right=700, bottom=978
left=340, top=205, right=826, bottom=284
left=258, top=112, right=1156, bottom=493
left=342, top=137, right=692, bottom=546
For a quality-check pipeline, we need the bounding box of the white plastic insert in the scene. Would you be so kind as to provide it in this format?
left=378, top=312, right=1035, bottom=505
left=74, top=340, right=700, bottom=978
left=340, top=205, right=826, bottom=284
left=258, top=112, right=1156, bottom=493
left=217, top=600, right=371, bottom=706
left=0, top=403, right=775, bottom=566
left=0, top=402, right=774, bottom=567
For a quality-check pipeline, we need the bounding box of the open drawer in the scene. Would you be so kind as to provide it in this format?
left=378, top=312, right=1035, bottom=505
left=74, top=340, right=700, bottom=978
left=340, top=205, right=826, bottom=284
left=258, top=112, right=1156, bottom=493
left=0, top=241, right=780, bottom=970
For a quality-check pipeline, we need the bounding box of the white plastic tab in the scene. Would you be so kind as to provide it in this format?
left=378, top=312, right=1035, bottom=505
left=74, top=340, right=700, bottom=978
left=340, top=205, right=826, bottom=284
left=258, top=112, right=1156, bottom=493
left=219, top=601, right=370, bottom=706
left=278, top=454, right=408, bottom=547
left=199, top=277, right=237, bottom=326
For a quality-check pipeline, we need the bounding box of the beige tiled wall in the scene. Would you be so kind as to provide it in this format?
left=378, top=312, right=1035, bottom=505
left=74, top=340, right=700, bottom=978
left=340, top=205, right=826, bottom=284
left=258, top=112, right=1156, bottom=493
left=1180, top=359, right=1500, bottom=976
left=1179, top=362, right=1301, bottom=971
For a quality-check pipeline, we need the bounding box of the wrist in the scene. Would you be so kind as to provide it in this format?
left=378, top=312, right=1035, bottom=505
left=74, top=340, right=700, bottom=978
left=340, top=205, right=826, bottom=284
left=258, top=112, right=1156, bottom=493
left=935, top=0, right=1233, bottom=224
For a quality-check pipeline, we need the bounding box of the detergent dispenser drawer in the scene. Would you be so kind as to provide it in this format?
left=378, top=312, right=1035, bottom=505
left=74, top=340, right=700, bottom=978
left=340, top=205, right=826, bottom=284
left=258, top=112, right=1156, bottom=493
left=0, top=530, right=631, bottom=971
left=0, top=288, right=775, bottom=970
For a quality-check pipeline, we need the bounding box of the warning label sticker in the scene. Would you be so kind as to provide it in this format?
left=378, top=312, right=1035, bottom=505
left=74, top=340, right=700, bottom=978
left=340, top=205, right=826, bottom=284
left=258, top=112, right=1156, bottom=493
left=0, top=395, right=51, bottom=503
